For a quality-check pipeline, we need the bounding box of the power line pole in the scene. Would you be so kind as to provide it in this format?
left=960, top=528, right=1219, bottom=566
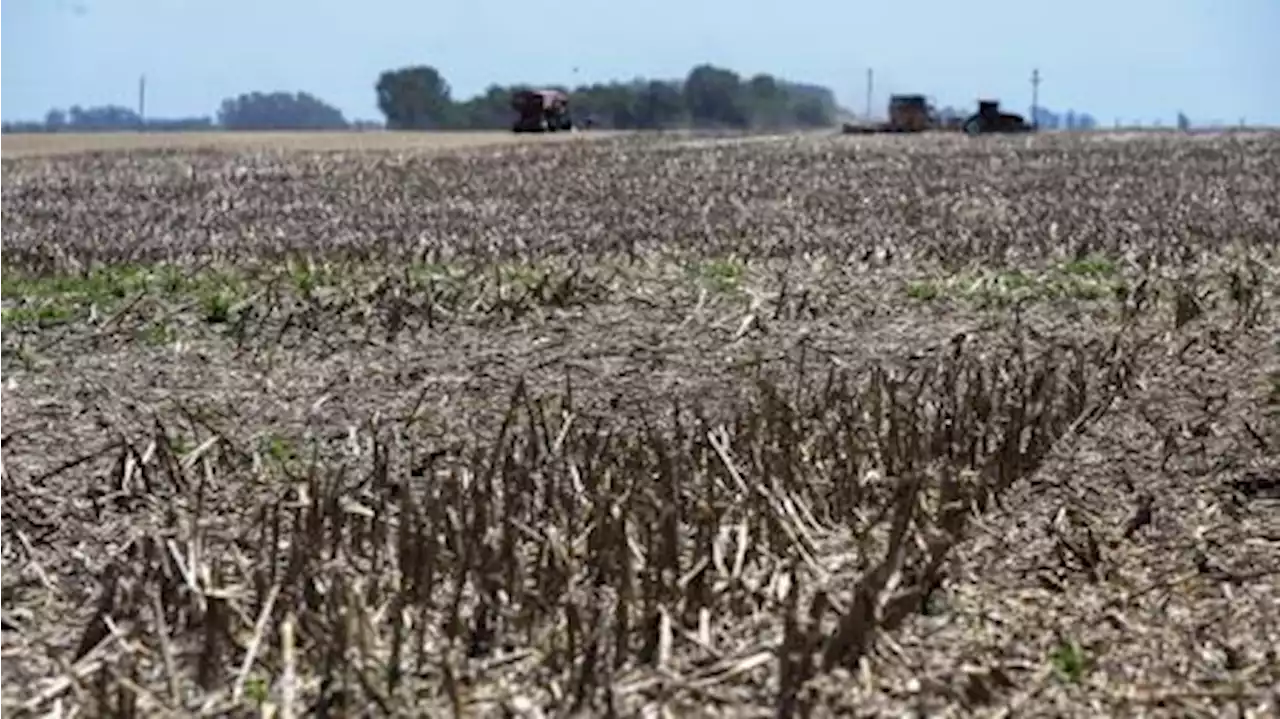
left=138, top=74, right=147, bottom=128
left=865, top=68, right=874, bottom=120
left=1030, top=68, right=1041, bottom=129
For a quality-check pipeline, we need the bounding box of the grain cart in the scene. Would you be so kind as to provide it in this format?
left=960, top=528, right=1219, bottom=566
left=511, top=89, right=574, bottom=133
left=962, top=99, right=1034, bottom=135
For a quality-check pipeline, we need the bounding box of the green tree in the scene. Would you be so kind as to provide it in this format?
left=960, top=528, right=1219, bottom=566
left=572, top=82, right=639, bottom=129
left=632, top=80, right=685, bottom=129
left=376, top=66, right=454, bottom=129
left=362, top=62, right=863, bottom=132
left=67, top=104, right=143, bottom=130
left=780, top=82, right=837, bottom=127
left=683, top=64, right=748, bottom=128
left=217, top=92, right=347, bottom=130
left=745, top=74, right=787, bottom=129
left=44, top=109, right=67, bottom=131
left=790, top=96, right=833, bottom=127
left=453, top=84, right=518, bottom=129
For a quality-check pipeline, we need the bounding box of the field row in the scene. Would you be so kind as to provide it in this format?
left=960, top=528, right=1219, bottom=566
left=2, top=131, right=1278, bottom=717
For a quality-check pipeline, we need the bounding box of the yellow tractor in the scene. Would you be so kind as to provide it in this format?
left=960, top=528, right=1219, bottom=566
left=842, top=94, right=945, bottom=133
left=886, top=95, right=935, bottom=132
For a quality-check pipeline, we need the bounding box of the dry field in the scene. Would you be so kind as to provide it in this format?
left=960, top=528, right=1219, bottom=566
left=0, top=130, right=628, bottom=159
left=2, top=130, right=1278, bottom=717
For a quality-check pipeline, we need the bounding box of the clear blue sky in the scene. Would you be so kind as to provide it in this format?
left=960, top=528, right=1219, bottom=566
left=3, top=0, right=1277, bottom=125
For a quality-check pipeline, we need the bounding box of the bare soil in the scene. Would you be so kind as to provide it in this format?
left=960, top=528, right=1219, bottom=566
left=2, top=130, right=1278, bottom=717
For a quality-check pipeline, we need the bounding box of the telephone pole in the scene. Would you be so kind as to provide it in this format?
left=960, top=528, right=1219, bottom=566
left=138, top=74, right=147, bottom=128
left=865, top=68, right=874, bottom=119
left=1030, top=68, right=1041, bottom=129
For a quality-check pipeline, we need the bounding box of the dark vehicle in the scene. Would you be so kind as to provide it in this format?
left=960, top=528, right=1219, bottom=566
left=963, top=99, right=1034, bottom=135
left=511, top=89, right=573, bottom=133
left=840, top=95, right=1035, bottom=136
left=842, top=93, right=941, bottom=134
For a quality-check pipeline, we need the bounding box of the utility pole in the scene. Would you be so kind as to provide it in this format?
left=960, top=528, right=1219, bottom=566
left=865, top=68, right=874, bottom=120
left=138, top=74, right=147, bottom=128
left=1030, top=68, right=1040, bottom=129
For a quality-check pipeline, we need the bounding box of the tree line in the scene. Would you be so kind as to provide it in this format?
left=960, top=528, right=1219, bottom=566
left=1, top=62, right=1101, bottom=133
left=2, top=63, right=842, bottom=134
left=0, top=91, right=363, bottom=133
left=373, top=64, right=839, bottom=130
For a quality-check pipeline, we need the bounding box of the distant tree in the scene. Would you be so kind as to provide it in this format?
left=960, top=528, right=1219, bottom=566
left=451, top=84, right=516, bottom=129
left=745, top=74, right=787, bottom=129
left=1176, top=111, right=1191, bottom=132
left=44, top=109, right=67, bottom=131
left=683, top=64, right=748, bottom=128
left=788, top=92, right=835, bottom=128
left=2, top=105, right=212, bottom=133
left=66, top=104, right=142, bottom=131
left=573, top=82, right=640, bottom=129
left=1032, top=107, right=1060, bottom=130
left=376, top=66, right=454, bottom=129
left=364, top=62, right=850, bottom=132
left=631, top=80, right=685, bottom=129
left=217, top=91, right=347, bottom=130
left=780, top=81, right=838, bottom=125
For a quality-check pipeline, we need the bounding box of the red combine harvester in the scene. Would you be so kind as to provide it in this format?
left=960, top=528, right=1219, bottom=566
left=511, top=89, right=574, bottom=133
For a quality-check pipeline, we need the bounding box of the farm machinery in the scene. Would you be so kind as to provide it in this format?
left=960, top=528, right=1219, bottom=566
left=841, top=95, right=1033, bottom=135
left=511, top=89, right=574, bottom=133
left=960, top=100, right=1034, bottom=135
left=841, top=95, right=945, bottom=134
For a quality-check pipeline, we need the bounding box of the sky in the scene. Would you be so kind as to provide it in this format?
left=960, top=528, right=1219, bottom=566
left=2, top=0, right=1278, bottom=126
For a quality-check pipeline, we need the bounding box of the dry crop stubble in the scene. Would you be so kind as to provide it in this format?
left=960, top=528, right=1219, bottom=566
left=1, top=130, right=1278, bottom=717
left=0, top=129, right=626, bottom=159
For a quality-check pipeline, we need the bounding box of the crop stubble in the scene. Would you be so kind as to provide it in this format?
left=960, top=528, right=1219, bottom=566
left=1, top=131, right=1278, bottom=717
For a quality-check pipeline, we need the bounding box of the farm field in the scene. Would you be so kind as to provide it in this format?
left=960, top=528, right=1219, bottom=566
left=2, top=130, right=1278, bottom=717
left=0, top=129, right=629, bottom=159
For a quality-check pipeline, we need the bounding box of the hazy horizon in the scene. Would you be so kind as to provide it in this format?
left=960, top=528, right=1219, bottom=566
left=3, top=0, right=1277, bottom=126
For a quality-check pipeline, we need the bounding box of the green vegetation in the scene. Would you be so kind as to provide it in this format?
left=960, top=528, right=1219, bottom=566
left=375, top=63, right=839, bottom=131
left=1049, top=638, right=1091, bottom=684
left=262, top=433, right=298, bottom=464
left=905, top=256, right=1126, bottom=306
left=688, top=257, right=747, bottom=293
left=243, top=677, right=270, bottom=707
left=1060, top=255, right=1119, bottom=278
left=1, top=263, right=248, bottom=329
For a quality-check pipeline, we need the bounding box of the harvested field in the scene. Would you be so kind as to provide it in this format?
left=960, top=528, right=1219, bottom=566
left=0, top=130, right=626, bottom=159
left=2, top=130, right=1279, bottom=717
